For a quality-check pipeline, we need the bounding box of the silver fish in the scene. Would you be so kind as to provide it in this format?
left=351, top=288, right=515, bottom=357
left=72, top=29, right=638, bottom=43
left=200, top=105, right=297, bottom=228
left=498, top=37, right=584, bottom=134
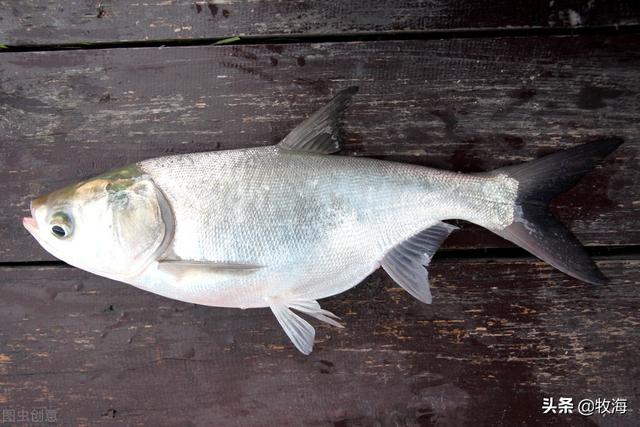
left=23, top=87, right=621, bottom=354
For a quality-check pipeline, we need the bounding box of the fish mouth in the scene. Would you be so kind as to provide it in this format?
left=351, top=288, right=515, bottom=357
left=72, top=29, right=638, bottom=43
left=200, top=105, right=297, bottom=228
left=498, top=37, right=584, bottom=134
left=22, top=201, right=39, bottom=233
left=22, top=216, right=39, bottom=232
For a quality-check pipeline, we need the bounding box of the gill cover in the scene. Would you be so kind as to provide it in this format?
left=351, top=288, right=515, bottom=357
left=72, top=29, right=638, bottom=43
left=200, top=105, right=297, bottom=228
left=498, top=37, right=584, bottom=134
left=94, top=166, right=173, bottom=277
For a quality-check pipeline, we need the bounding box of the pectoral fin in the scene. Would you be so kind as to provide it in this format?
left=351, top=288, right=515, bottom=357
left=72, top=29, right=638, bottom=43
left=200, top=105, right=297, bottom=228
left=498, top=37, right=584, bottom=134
left=158, top=260, right=263, bottom=270
left=157, top=260, right=263, bottom=280
left=277, top=86, right=358, bottom=154
left=267, top=297, right=343, bottom=354
left=381, top=222, right=458, bottom=304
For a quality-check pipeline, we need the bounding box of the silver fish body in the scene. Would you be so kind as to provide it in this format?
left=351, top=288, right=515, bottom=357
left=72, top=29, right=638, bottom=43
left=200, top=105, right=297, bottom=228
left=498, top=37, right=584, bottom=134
left=23, top=87, right=622, bottom=353
left=134, top=146, right=517, bottom=309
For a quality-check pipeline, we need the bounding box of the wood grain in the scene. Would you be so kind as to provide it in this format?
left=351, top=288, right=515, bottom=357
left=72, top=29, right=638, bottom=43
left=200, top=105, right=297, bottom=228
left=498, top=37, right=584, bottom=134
left=1, top=0, right=639, bottom=46
left=1, top=36, right=638, bottom=262
left=0, top=258, right=636, bottom=426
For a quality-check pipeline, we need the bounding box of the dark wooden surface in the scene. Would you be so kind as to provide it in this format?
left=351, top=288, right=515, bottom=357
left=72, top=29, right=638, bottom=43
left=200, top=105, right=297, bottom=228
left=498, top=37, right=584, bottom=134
left=1, top=1, right=639, bottom=426
left=0, top=259, right=638, bottom=426
left=1, top=0, right=639, bottom=45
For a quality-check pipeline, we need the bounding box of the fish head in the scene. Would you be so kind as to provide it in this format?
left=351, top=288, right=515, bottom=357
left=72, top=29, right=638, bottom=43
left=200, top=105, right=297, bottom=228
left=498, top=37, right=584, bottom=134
left=23, top=164, right=172, bottom=279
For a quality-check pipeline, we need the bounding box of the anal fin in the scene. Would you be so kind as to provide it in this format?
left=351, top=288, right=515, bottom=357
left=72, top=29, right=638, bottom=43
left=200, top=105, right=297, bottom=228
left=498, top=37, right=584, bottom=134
left=381, top=222, right=458, bottom=303
left=267, top=297, right=343, bottom=354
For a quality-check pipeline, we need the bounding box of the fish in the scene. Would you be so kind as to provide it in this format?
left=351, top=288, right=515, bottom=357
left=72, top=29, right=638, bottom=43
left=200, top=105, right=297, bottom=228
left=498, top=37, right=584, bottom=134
left=23, top=87, right=622, bottom=354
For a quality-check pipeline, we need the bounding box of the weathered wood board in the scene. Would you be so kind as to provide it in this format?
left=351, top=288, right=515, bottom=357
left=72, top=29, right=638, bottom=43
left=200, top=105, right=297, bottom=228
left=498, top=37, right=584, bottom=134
left=0, top=258, right=637, bottom=426
left=1, top=0, right=639, bottom=45
left=1, top=0, right=638, bottom=425
left=1, top=36, right=638, bottom=262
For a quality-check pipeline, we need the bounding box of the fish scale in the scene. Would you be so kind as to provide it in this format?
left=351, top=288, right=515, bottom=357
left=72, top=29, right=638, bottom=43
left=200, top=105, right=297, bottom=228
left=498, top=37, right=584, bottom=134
left=136, top=145, right=516, bottom=307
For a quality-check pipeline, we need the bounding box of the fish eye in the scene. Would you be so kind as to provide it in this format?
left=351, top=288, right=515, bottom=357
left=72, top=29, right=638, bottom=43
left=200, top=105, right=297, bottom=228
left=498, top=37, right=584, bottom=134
left=50, top=212, right=73, bottom=239
left=51, top=225, right=67, bottom=238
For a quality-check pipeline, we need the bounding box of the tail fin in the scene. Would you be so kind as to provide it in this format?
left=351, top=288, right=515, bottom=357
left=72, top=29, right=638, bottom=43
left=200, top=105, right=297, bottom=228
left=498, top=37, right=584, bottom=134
left=491, top=138, right=623, bottom=285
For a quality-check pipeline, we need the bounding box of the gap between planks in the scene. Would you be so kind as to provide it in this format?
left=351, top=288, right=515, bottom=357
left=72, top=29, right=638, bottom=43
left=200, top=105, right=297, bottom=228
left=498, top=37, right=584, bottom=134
left=1, top=24, right=640, bottom=53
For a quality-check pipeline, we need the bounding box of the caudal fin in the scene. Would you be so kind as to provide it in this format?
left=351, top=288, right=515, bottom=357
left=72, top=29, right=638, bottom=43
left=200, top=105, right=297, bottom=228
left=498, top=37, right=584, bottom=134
left=491, top=138, right=623, bottom=285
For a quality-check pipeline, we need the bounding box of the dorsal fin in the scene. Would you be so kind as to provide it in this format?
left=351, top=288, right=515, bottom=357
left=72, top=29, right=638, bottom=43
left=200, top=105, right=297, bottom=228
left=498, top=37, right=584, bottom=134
left=381, top=222, right=458, bottom=303
left=277, top=86, right=359, bottom=154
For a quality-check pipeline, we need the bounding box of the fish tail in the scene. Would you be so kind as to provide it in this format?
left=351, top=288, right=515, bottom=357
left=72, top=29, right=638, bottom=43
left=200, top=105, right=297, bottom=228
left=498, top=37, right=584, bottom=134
left=490, top=138, right=623, bottom=285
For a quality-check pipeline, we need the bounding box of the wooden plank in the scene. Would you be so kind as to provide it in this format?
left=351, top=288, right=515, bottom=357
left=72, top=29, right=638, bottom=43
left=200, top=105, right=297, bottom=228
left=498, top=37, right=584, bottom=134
left=0, top=258, right=637, bottom=425
left=1, top=0, right=639, bottom=45
left=1, top=36, right=638, bottom=262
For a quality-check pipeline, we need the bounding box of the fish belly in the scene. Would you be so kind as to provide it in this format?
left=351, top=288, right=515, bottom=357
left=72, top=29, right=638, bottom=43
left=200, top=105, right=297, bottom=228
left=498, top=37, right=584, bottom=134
left=134, top=146, right=516, bottom=308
